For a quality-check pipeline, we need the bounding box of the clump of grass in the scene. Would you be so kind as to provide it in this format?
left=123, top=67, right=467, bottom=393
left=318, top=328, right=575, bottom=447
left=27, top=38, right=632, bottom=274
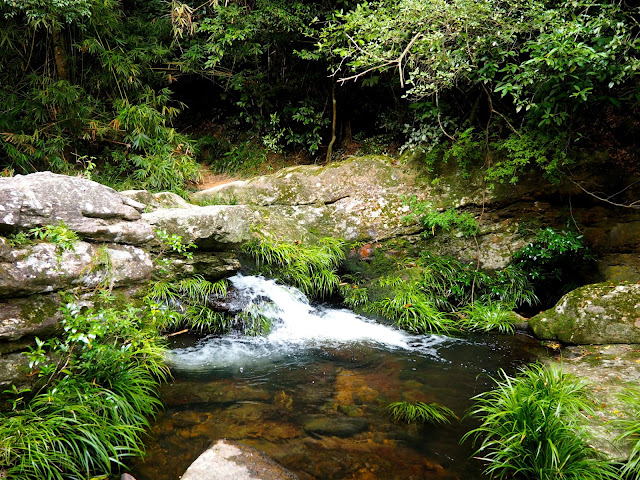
left=616, top=386, right=640, bottom=478
left=388, top=401, right=457, bottom=425
left=464, top=363, right=618, bottom=480
left=459, top=301, right=519, bottom=334
left=242, top=235, right=346, bottom=299
left=148, top=275, right=231, bottom=333
left=367, top=275, right=456, bottom=334
left=338, top=282, right=369, bottom=309
left=417, top=252, right=538, bottom=310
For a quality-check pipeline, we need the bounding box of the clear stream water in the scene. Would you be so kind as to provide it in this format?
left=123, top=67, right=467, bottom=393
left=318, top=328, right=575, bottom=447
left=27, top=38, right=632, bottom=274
left=131, top=275, right=546, bottom=480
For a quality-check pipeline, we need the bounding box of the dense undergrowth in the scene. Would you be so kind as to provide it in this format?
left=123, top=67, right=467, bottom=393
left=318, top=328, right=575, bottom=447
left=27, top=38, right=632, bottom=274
left=1, top=0, right=637, bottom=195
left=0, top=300, right=169, bottom=480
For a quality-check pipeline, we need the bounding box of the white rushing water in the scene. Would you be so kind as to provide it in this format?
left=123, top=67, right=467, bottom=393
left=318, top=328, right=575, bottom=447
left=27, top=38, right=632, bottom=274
left=168, top=274, right=450, bottom=372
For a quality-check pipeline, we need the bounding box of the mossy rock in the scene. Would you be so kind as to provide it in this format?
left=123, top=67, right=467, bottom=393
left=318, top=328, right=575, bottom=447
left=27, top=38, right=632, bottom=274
left=530, top=282, right=640, bottom=344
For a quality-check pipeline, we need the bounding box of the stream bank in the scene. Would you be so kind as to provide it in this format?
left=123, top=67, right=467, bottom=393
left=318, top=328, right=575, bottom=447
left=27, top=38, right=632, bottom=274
left=1, top=154, right=639, bottom=477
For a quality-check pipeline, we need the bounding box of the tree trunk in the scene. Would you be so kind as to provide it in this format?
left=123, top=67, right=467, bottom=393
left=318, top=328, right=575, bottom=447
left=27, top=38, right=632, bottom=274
left=325, top=84, right=337, bottom=163
left=52, top=26, right=67, bottom=81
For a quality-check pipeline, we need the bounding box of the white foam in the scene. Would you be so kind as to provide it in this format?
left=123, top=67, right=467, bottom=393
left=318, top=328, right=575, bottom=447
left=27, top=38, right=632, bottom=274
left=169, top=275, right=449, bottom=371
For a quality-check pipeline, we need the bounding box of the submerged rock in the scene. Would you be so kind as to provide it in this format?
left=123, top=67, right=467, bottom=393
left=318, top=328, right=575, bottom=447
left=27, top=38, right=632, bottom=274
left=181, top=439, right=299, bottom=480
left=0, top=172, right=154, bottom=245
left=529, top=282, right=640, bottom=344
left=303, top=415, right=370, bottom=437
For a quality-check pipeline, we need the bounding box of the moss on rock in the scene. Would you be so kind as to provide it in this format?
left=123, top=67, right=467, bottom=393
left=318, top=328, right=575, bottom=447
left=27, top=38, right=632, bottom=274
left=530, top=282, right=640, bottom=344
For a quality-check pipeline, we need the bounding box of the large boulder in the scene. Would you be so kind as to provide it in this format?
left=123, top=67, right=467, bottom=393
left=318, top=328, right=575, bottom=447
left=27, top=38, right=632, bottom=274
left=191, top=156, right=425, bottom=244
left=0, top=241, right=153, bottom=298
left=142, top=205, right=258, bottom=249
left=157, top=251, right=242, bottom=281
left=120, top=190, right=196, bottom=212
left=0, top=172, right=154, bottom=245
left=0, top=293, right=63, bottom=343
left=181, top=439, right=299, bottom=480
left=529, top=282, right=640, bottom=344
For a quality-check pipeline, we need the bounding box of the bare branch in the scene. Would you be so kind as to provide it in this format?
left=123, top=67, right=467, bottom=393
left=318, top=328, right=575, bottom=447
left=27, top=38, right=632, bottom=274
left=337, top=61, right=396, bottom=84
left=397, top=32, right=423, bottom=89
left=566, top=176, right=640, bottom=209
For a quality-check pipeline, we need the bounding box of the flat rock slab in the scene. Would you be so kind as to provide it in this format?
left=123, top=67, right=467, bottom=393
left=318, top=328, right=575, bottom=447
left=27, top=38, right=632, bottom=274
left=551, top=344, right=640, bottom=461
left=181, top=439, right=298, bottom=480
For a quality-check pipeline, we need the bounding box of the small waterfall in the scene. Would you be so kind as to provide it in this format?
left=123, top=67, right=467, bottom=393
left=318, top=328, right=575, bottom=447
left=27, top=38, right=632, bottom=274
left=168, top=274, right=450, bottom=373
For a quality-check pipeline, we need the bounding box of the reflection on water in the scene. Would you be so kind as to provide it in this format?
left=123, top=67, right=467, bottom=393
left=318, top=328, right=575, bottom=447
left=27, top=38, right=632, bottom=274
left=130, top=276, right=546, bottom=480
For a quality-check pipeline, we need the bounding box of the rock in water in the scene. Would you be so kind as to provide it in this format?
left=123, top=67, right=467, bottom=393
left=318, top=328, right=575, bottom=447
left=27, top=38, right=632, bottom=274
left=181, top=439, right=298, bottom=480
left=529, top=282, right=640, bottom=344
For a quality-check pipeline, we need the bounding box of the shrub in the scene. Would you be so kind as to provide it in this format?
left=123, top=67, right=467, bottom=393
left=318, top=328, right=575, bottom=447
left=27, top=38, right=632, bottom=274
left=464, top=364, right=617, bottom=480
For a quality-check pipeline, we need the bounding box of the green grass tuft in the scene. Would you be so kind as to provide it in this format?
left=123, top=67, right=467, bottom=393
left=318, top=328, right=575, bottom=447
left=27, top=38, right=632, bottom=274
left=464, top=363, right=618, bottom=480
left=459, top=301, right=519, bottom=334
left=388, top=400, right=457, bottom=425
left=242, top=236, right=346, bottom=299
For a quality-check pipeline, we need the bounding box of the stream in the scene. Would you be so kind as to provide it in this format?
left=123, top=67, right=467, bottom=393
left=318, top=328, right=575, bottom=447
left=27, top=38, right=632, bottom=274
left=131, top=275, right=546, bottom=480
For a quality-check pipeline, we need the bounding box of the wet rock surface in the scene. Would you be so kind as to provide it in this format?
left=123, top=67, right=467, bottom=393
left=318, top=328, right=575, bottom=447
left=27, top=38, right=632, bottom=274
left=181, top=439, right=299, bottom=480
left=530, top=282, right=640, bottom=344
left=550, top=344, right=640, bottom=461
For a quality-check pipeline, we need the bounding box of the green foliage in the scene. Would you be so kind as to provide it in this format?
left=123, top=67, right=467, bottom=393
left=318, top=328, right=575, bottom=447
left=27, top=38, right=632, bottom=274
left=403, top=196, right=478, bottom=237
left=512, top=226, right=590, bottom=305
left=208, top=140, right=267, bottom=176
left=487, top=132, right=569, bottom=184
left=154, top=229, right=196, bottom=275
left=388, top=400, right=457, bottom=425
left=155, top=229, right=196, bottom=259
left=148, top=276, right=230, bottom=334
left=514, top=227, right=590, bottom=281
left=417, top=252, right=537, bottom=310
left=0, top=0, right=201, bottom=192
left=7, top=221, right=79, bottom=256
left=464, top=363, right=617, bottom=480
left=242, top=235, right=347, bottom=299
left=338, top=283, right=370, bottom=309
left=321, top=0, right=639, bottom=121
left=320, top=0, right=639, bottom=178
left=362, top=249, right=536, bottom=335
left=616, top=386, right=640, bottom=479
left=0, top=301, right=169, bottom=480
left=458, top=301, right=519, bottom=334
left=367, top=275, right=455, bottom=334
